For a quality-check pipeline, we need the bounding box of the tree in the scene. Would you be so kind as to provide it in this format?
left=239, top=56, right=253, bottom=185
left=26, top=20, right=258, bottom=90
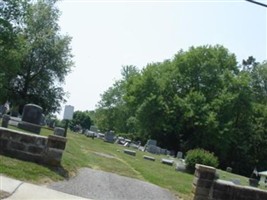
left=0, top=0, right=29, bottom=101
left=69, top=111, right=92, bottom=132
left=95, top=45, right=267, bottom=175
left=95, top=65, right=139, bottom=133
left=1, top=0, right=73, bottom=114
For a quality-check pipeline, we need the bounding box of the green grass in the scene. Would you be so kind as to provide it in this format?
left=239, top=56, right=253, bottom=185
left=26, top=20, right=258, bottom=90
left=1, top=125, right=264, bottom=199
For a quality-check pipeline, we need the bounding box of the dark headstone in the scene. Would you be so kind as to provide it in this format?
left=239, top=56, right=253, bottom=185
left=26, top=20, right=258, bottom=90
left=21, top=104, right=43, bottom=125
left=18, top=104, right=43, bottom=134
left=1, top=114, right=10, bottom=128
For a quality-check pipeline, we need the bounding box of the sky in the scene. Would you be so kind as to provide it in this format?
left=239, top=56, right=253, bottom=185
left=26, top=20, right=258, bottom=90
left=56, top=0, right=267, bottom=118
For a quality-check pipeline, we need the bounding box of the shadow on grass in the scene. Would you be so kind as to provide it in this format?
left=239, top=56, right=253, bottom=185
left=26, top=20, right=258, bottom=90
left=46, top=164, right=70, bottom=179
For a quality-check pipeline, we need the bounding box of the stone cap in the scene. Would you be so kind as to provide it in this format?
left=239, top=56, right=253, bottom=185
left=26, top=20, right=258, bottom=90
left=195, top=164, right=216, bottom=173
left=0, top=127, right=47, bottom=139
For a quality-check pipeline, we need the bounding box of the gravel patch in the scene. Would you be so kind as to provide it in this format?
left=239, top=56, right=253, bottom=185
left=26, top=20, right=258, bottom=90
left=49, top=168, right=178, bottom=200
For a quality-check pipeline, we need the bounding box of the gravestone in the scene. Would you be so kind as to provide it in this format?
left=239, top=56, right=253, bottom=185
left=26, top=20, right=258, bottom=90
left=177, top=151, right=183, bottom=159
left=18, top=104, right=43, bottom=134
left=146, top=145, right=158, bottom=154
left=104, top=131, right=114, bottom=143
left=161, top=158, right=174, bottom=166
left=54, top=127, right=65, bottom=137
left=123, top=149, right=136, bottom=156
left=160, top=148, right=167, bottom=155
left=143, top=155, right=155, bottom=161
left=146, top=139, right=157, bottom=146
left=21, top=104, right=42, bottom=124
left=1, top=114, right=10, bottom=128
left=226, top=167, right=232, bottom=173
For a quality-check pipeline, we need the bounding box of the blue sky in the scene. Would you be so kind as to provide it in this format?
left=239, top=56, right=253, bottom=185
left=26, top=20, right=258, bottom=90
left=57, top=0, right=267, bottom=117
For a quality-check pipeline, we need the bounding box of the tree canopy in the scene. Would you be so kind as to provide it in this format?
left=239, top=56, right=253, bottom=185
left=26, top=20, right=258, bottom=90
left=69, top=110, right=92, bottom=132
left=95, top=45, right=267, bottom=176
left=0, top=0, right=73, bottom=114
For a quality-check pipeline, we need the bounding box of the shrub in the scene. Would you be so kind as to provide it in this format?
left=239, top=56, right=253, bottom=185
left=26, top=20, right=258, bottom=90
left=185, top=148, right=219, bottom=173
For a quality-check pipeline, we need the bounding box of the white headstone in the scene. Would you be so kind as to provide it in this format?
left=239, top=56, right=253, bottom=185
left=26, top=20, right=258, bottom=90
left=63, top=105, right=74, bottom=120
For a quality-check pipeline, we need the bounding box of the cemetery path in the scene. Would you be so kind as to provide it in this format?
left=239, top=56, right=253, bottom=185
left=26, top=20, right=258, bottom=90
left=48, top=168, right=179, bottom=200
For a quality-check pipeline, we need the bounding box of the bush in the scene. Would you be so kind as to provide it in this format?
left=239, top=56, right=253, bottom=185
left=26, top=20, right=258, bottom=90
left=185, top=148, right=219, bottom=173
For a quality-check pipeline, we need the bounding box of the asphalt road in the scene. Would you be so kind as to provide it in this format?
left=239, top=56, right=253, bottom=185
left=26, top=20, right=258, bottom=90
left=49, top=168, right=179, bottom=200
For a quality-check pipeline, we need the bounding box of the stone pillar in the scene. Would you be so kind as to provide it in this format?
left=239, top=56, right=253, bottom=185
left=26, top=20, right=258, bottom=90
left=43, top=135, right=67, bottom=166
left=1, top=114, right=10, bottom=128
left=192, top=164, right=216, bottom=200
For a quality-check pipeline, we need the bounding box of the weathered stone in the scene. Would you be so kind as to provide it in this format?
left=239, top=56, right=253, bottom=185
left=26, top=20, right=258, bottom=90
left=0, top=127, right=66, bottom=167
left=123, top=149, right=136, bottom=156
left=1, top=114, right=10, bottom=128
left=10, top=141, right=25, bottom=151
left=47, top=135, right=67, bottom=150
left=104, top=131, right=115, bottom=143
left=28, top=146, right=44, bottom=154
left=18, top=121, right=41, bottom=134
left=21, top=104, right=43, bottom=125
left=43, top=148, right=63, bottom=166
left=35, top=137, right=46, bottom=146
left=20, top=135, right=36, bottom=144
left=54, top=127, right=65, bottom=137
left=193, top=177, right=214, bottom=188
left=161, top=158, right=174, bottom=166
left=0, top=138, right=8, bottom=152
left=143, top=155, right=155, bottom=161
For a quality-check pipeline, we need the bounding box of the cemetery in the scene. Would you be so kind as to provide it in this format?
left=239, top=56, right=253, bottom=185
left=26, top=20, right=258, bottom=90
left=1, top=106, right=267, bottom=200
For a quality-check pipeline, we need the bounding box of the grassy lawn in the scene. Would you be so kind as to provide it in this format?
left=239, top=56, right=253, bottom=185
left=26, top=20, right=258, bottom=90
left=1, top=125, right=264, bottom=200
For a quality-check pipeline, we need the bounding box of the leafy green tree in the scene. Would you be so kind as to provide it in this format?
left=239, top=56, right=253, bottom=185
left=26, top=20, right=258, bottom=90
left=96, top=45, right=267, bottom=175
left=1, top=0, right=73, bottom=114
left=69, top=111, right=92, bottom=131
left=95, top=65, right=139, bottom=133
left=0, top=0, right=29, bottom=102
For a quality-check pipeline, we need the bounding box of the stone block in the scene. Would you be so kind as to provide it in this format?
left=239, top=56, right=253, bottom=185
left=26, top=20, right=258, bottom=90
left=43, top=148, right=63, bottom=166
left=161, top=158, right=174, bottom=166
left=18, top=121, right=41, bottom=134
left=54, top=127, right=65, bottom=137
left=192, top=184, right=210, bottom=196
left=0, top=138, right=8, bottom=152
left=1, top=114, right=10, bottom=128
left=195, top=169, right=216, bottom=180
left=143, top=155, right=155, bottom=161
left=20, top=135, right=36, bottom=144
left=193, top=177, right=214, bottom=189
left=47, top=135, right=67, bottom=150
left=123, top=149, right=136, bottom=156
left=257, top=190, right=267, bottom=199
left=35, top=137, right=47, bottom=146
left=28, top=146, right=44, bottom=154
left=10, top=141, right=25, bottom=151
left=2, top=148, right=43, bottom=163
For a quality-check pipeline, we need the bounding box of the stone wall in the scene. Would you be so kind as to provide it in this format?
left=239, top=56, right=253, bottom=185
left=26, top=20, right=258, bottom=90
left=0, top=127, right=67, bottom=166
left=193, top=164, right=267, bottom=200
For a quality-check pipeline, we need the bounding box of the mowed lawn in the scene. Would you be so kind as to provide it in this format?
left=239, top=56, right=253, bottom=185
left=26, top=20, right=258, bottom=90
left=0, top=126, right=259, bottom=200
